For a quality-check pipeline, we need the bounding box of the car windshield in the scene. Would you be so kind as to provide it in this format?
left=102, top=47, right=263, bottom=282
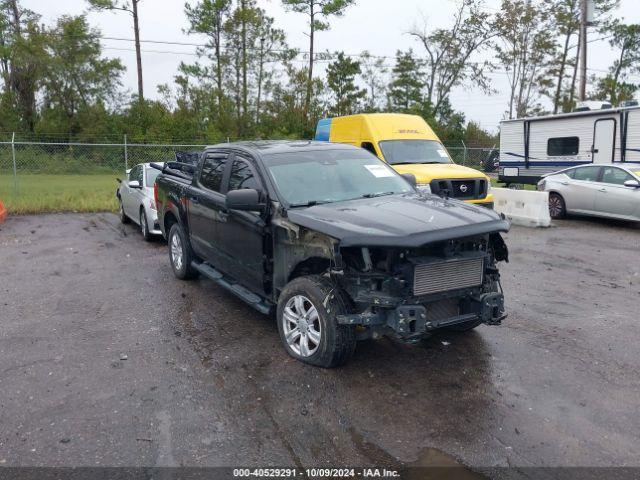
left=146, top=168, right=161, bottom=187
left=263, top=149, right=413, bottom=206
left=379, top=140, right=452, bottom=165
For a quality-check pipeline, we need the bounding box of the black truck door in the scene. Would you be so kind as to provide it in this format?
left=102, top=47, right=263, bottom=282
left=215, top=155, right=266, bottom=294
left=187, top=151, right=230, bottom=261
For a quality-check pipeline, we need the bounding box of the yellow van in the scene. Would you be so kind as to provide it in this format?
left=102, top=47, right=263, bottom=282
left=314, top=113, right=493, bottom=207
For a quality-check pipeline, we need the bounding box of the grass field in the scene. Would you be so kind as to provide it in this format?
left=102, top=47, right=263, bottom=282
left=0, top=173, right=534, bottom=216
left=0, top=174, right=119, bottom=215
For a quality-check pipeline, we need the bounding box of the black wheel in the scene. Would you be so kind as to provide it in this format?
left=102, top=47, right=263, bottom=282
left=277, top=275, right=356, bottom=368
left=119, top=199, right=130, bottom=224
left=548, top=193, right=566, bottom=219
left=140, top=209, right=152, bottom=242
left=168, top=223, right=199, bottom=280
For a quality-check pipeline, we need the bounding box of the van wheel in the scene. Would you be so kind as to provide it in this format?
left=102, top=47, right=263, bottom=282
left=548, top=193, right=566, bottom=219
left=277, top=276, right=356, bottom=368
left=168, top=223, right=198, bottom=280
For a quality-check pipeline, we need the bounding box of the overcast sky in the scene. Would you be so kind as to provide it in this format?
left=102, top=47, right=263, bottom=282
left=23, top=0, right=640, bottom=134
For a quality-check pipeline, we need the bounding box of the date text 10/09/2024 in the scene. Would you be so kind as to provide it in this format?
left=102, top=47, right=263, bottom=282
left=233, top=468, right=401, bottom=478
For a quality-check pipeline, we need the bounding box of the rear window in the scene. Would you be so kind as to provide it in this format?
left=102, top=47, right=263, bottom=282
left=548, top=137, right=579, bottom=156
left=146, top=168, right=161, bottom=187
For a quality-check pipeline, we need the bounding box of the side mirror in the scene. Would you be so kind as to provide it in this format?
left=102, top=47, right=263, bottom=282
left=226, top=189, right=264, bottom=212
left=128, top=180, right=141, bottom=189
left=623, top=179, right=640, bottom=188
left=401, top=173, right=417, bottom=187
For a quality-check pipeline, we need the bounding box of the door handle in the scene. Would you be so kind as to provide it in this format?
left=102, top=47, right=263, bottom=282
left=599, top=188, right=607, bottom=192
left=560, top=181, right=569, bottom=185
left=219, top=210, right=229, bottom=222
left=189, top=196, right=200, bottom=204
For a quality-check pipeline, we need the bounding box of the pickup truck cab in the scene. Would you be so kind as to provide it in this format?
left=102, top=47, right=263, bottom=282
left=154, top=141, right=509, bottom=367
left=315, top=113, right=494, bottom=207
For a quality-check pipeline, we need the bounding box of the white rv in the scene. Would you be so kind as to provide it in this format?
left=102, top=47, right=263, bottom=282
left=499, top=105, right=640, bottom=184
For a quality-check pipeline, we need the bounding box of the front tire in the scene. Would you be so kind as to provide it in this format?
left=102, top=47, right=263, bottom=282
left=168, top=223, right=199, bottom=280
left=140, top=209, right=152, bottom=242
left=277, top=275, right=356, bottom=368
left=548, top=193, right=566, bottom=219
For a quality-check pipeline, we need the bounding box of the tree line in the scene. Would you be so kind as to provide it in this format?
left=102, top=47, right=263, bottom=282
left=0, top=0, right=638, bottom=146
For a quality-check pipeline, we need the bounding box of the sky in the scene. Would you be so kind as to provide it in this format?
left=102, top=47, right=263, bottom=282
left=22, top=0, right=640, bottom=134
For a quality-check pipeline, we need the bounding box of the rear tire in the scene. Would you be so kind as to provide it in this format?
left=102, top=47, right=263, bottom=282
left=168, top=223, right=199, bottom=280
left=140, top=209, right=152, bottom=242
left=277, top=275, right=356, bottom=368
left=548, top=193, right=566, bottom=219
left=119, top=200, right=130, bottom=224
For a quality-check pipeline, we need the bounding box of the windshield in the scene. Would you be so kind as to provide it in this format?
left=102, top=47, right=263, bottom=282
left=264, top=149, right=413, bottom=206
left=379, top=140, right=452, bottom=165
left=146, top=168, right=161, bottom=187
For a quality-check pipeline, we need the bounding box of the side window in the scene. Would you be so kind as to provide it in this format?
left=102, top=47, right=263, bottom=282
left=200, top=154, right=228, bottom=192
left=361, top=142, right=378, bottom=156
left=548, top=137, right=579, bottom=156
left=130, top=165, right=143, bottom=183
left=228, top=159, right=260, bottom=192
left=564, top=169, right=576, bottom=179
left=572, top=166, right=601, bottom=182
left=601, top=167, right=634, bottom=185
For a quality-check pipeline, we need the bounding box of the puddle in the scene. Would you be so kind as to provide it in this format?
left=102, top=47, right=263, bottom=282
left=349, top=427, right=486, bottom=480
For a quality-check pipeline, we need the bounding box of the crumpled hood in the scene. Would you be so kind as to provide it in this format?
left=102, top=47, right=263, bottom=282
left=286, top=193, right=510, bottom=247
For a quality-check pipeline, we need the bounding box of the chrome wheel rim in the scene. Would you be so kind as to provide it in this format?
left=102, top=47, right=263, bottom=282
left=282, top=295, right=321, bottom=357
left=120, top=202, right=125, bottom=218
left=170, top=232, right=183, bottom=271
left=549, top=196, right=562, bottom=217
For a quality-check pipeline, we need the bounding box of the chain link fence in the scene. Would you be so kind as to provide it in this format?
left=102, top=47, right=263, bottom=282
left=0, top=135, right=498, bottom=214
left=447, top=146, right=498, bottom=172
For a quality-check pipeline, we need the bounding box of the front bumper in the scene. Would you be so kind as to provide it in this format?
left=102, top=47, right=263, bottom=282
left=337, top=292, right=506, bottom=338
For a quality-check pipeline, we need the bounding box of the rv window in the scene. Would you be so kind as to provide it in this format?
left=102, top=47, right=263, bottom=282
left=547, top=137, right=579, bottom=156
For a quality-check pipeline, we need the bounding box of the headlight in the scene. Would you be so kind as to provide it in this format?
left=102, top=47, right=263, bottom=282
left=416, top=183, right=431, bottom=194
left=537, top=180, right=546, bottom=191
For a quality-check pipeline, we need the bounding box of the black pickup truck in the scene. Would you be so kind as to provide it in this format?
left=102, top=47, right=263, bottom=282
left=153, top=141, right=510, bottom=367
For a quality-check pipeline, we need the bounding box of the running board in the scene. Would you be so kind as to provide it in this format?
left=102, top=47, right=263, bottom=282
left=191, top=261, right=273, bottom=315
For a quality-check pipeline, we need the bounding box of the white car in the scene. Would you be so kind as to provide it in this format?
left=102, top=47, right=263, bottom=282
left=537, top=164, right=640, bottom=222
left=117, top=163, right=164, bottom=240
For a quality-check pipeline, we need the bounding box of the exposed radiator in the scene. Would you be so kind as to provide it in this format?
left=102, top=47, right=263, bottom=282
left=413, top=257, right=484, bottom=296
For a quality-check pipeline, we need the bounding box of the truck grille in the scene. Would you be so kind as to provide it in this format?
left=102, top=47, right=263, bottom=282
left=430, top=178, right=487, bottom=200
left=413, top=257, right=484, bottom=296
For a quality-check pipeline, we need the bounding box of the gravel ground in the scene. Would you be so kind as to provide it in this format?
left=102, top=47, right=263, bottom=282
left=0, top=213, right=639, bottom=476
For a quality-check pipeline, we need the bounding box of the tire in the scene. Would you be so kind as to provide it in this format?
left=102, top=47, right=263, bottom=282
left=168, top=223, right=199, bottom=280
left=277, top=275, right=356, bottom=368
left=119, top=200, right=130, bottom=224
left=548, top=192, right=566, bottom=219
left=140, top=209, right=152, bottom=242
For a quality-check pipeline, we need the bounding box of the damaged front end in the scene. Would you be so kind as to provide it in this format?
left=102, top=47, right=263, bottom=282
left=333, top=233, right=509, bottom=341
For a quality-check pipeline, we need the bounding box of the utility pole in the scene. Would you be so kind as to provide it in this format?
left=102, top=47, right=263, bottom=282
left=579, top=0, right=588, bottom=101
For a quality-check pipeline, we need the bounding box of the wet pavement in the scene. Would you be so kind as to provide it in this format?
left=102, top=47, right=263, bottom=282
left=0, top=213, right=639, bottom=474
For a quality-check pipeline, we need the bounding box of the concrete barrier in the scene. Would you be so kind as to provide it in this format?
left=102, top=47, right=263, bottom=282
left=0, top=201, right=7, bottom=224
left=491, top=187, right=551, bottom=228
